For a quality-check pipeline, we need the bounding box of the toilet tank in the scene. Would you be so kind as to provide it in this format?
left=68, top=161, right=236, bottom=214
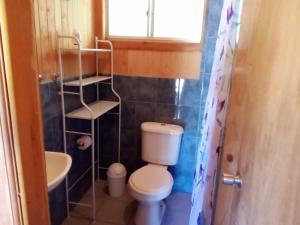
left=141, top=122, right=183, bottom=166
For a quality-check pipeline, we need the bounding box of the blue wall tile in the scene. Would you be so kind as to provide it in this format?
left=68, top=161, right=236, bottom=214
left=155, top=103, right=179, bottom=123
left=177, top=106, right=201, bottom=136
left=203, top=37, right=218, bottom=74
left=98, top=115, right=119, bottom=168
left=157, top=78, right=179, bottom=105
left=114, top=76, right=138, bottom=101
left=136, top=77, right=158, bottom=102
left=109, top=76, right=203, bottom=193
left=120, top=129, right=143, bottom=175
left=178, top=79, right=202, bottom=107
left=135, top=102, right=156, bottom=127
left=170, top=135, right=200, bottom=193
left=48, top=181, right=67, bottom=225
left=121, top=102, right=136, bottom=129
left=40, top=80, right=99, bottom=225
left=68, top=169, right=95, bottom=204
left=43, top=117, right=64, bottom=151
left=205, top=0, right=224, bottom=38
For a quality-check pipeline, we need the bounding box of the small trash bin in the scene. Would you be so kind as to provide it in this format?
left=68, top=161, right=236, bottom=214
left=107, top=163, right=127, bottom=197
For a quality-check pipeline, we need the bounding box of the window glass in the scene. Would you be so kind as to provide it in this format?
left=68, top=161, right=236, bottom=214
left=153, top=0, right=203, bottom=42
left=107, top=0, right=204, bottom=42
left=108, top=0, right=149, bottom=37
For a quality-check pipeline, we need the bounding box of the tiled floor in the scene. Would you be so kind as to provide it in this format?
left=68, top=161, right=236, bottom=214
left=62, top=180, right=191, bottom=225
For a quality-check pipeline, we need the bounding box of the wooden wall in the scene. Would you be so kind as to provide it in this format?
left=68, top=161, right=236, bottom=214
left=95, top=1, right=202, bottom=79
left=34, top=0, right=96, bottom=80
left=97, top=45, right=202, bottom=79
left=35, top=0, right=202, bottom=81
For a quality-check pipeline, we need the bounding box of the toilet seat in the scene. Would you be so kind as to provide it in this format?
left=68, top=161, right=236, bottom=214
left=129, top=164, right=173, bottom=196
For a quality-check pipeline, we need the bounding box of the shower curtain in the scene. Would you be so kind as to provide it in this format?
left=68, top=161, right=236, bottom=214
left=189, top=0, right=242, bottom=224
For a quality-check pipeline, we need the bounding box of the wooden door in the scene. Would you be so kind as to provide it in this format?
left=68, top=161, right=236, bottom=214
left=215, top=0, right=300, bottom=224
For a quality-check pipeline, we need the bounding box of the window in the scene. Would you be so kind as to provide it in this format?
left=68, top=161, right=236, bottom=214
left=107, top=0, right=205, bottom=43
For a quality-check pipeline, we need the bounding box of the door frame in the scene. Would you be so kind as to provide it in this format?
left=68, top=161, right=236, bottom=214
left=0, top=23, right=23, bottom=225
left=0, top=1, right=51, bottom=224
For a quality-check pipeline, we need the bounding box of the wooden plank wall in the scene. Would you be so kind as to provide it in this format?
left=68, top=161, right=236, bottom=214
left=97, top=47, right=202, bottom=79
left=35, top=0, right=202, bottom=80
left=34, top=0, right=96, bottom=80
left=94, top=1, right=202, bottom=79
left=34, top=0, right=201, bottom=80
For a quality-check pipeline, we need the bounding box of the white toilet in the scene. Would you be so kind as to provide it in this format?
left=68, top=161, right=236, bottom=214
left=128, top=122, right=183, bottom=225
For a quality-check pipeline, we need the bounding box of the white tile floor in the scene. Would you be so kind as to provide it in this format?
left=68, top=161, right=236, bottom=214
left=62, top=180, right=191, bottom=225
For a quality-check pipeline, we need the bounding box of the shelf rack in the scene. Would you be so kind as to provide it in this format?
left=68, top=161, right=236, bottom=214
left=57, top=35, right=121, bottom=221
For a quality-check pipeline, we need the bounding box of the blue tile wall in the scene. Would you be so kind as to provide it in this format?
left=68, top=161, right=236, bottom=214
left=48, top=181, right=67, bottom=225
left=105, top=76, right=202, bottom=193
left=41, top=75, right=206, bottom=224
left=40, top=81, right=99, bottom=225
left=40, top=0, right=223, bottom=223
left=201, top=0, right=224, bottom=74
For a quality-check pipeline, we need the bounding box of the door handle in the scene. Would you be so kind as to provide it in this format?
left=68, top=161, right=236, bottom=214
left=222, top=173, right=243, bottom=187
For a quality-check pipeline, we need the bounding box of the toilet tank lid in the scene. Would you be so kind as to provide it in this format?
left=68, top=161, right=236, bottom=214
left=141, top=122, right=183, bottom=135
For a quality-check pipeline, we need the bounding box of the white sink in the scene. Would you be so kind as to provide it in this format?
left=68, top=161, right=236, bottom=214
left=45, top=151, right=72, bottom=192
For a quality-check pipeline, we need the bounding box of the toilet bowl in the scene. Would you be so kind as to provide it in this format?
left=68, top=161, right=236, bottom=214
left=129, top=164, right=173, bottom=225
left=128, top=122, right=183, bottom=225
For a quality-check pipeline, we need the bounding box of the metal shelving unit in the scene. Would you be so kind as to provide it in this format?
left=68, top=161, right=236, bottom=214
left=57, top=35, right=121, bottom=221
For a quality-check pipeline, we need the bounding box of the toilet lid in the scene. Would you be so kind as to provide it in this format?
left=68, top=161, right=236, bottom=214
left=129, top=165, right=173, bottom=195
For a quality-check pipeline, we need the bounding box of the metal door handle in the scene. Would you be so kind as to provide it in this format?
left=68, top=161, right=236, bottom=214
left=222, top=173, right=243, bottom=187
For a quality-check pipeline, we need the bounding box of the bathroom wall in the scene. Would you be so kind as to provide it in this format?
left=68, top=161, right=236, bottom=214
left=34, top=0, right=96, bottom=80
left=97, top=0, right=224, bottom=194
left=40, top=75, right=202, bottom=224
left=40, top=0, right=224, bottom=224
left=41, top=82, right=98, bottom=225
left=94, top=0, right=202, bottom=79
left=34, top=0, right=202, bottom=81
left=97, top=76, right=202, bottom=192
left=35, top=1, right=98, bottom=222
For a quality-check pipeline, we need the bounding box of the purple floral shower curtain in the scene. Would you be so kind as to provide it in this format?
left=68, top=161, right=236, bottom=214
left=189, top=0, right=242, bottom=224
